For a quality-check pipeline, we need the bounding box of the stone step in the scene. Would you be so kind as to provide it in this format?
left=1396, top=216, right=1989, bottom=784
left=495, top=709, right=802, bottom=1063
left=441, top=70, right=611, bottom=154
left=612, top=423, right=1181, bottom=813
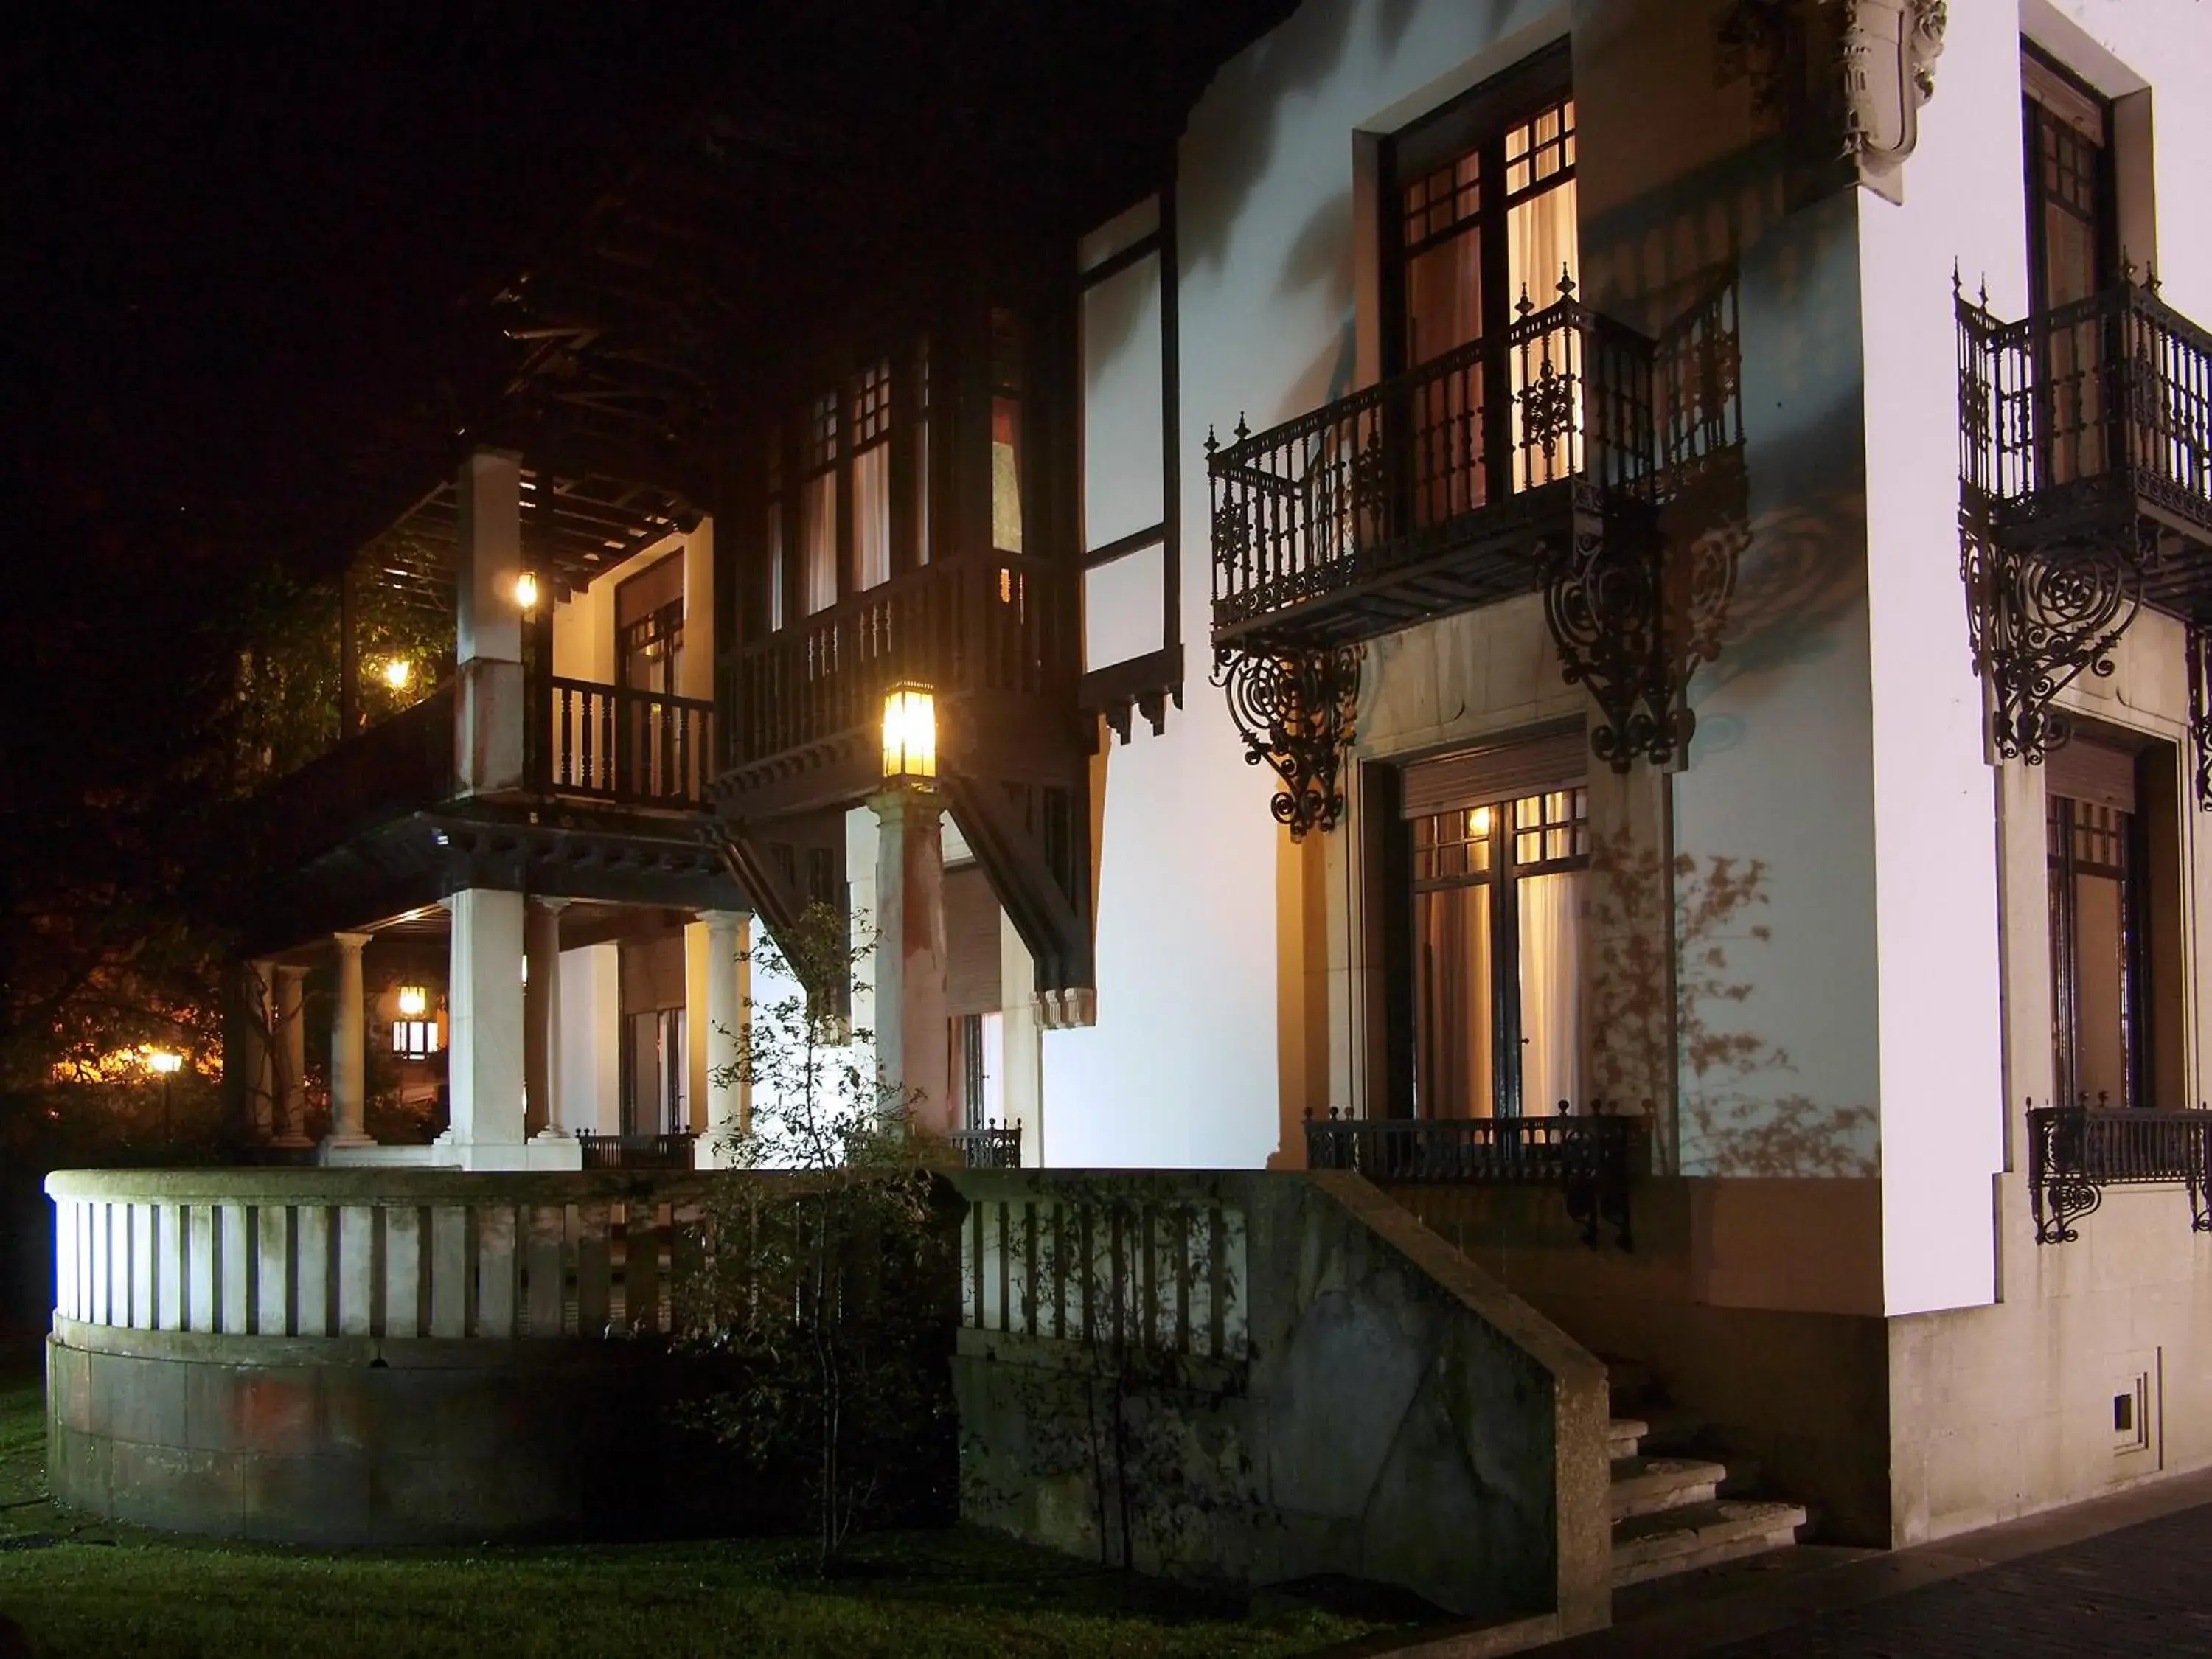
left=1607, top=1418, right=1649, bottom=1460
left=1608, top=1455, right=1730, bottom=1522
left=1611, top=1499, right=1809, bottom=1589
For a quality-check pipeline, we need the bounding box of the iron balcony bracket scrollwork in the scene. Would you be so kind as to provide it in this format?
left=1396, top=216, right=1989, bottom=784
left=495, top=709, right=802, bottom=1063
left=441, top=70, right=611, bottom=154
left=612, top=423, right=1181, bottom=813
left=1213, top=644, right=1363, bottom=841
left=1960, top=512, right=2150, bottom=768
left=2188, top=622, right=2212, bottom=813
left=1543, top=503, right=1736, bottom=773
left=2027, top=1100, right=2212, bottom=1245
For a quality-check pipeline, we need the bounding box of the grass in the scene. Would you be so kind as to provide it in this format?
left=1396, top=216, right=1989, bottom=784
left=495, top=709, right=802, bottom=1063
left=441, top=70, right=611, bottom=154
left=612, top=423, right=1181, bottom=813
left=0, top=1353, right=1395, bottom=1659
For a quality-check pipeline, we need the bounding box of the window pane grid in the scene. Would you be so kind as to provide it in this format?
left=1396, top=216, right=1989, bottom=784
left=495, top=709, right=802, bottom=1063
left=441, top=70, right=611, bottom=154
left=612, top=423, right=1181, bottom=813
left=1402, top=154, right=1481, bottom=252
left=1413, top=785, right=1587, bottom=888
left=805, top=391, right=839, bottom=472
left=1503, top=99, right=1576, bottom=201
left=852, top=359, right=892, bottom=449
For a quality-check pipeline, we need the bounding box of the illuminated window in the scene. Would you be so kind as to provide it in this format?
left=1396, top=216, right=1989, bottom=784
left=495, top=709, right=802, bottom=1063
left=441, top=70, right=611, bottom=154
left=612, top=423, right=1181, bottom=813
left=852, top=360, right=893, bottom=590
left=392, top=1019, right=441, bottom=1060
left=990, top=309, right=1024, bottom=554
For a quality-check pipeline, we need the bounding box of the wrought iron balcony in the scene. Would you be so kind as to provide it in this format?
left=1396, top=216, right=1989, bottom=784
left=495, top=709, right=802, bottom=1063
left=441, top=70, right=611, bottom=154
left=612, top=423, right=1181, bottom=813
left=1957, top=278, right=2212, bottom=779
left=949, top=1121, right=1024, bottom=1169
left=1203, top=279, right=1747, bottom=838
left=2026, top=1102, right=2212, bottom=1245
left=1303, top=1107, right=1639, bottom=1250
left=1208, top=294, right=1658, bottom=653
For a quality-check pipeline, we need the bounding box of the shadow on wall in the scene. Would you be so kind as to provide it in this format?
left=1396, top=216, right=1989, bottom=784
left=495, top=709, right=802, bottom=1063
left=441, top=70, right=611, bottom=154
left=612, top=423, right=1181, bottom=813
left=1587, top=828, right=1877, bottom=1178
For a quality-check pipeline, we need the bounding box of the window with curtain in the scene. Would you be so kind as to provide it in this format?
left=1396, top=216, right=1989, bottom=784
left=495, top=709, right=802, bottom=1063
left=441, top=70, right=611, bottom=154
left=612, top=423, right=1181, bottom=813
left=1405, top=769, right=1588, bottom=1119
left=2047, top=734, right=2146, bottom=1110
left=765, top=425, right=787, bottom=631
left=1388, top=45, right=1579, bottom=520
left=852, top=359, right=892, bottom=590
left=914, top=338, right=932, bottom=566
left=2023, top=48, right=2117, bottom=487
left=801, top=391, right=839, bottom=616
left=991, top=308, right=1024, bottom=555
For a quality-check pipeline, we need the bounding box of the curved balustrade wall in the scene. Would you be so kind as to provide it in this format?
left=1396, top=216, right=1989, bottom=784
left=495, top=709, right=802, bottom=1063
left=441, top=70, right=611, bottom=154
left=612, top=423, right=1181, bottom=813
left=44, top=1169, right=724, bottom=1545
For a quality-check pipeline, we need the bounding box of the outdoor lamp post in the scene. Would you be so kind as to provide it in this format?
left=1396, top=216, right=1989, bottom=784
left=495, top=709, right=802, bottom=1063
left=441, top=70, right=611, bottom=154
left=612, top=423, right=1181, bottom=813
left=881, top=682, right=937, bottom=785
left=147, top=1048, right=183, bottom=1138
left=872, top=682, right=949, bottom=1133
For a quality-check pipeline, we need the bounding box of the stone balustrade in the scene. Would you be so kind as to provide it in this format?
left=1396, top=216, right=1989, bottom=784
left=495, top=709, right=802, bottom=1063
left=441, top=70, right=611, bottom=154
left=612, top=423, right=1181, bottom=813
left=49, top=1169, right=713, bottom=1343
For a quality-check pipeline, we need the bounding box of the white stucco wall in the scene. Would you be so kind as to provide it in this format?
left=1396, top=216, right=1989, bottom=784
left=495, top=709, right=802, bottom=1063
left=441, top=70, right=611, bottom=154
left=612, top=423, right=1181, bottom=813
left=1046, top=0, right=1587, bottom=1168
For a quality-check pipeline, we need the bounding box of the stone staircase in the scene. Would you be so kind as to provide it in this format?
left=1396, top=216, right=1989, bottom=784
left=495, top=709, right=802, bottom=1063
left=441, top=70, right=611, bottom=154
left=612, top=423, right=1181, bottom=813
left=1606, top=1411, right=1809, bottom=1588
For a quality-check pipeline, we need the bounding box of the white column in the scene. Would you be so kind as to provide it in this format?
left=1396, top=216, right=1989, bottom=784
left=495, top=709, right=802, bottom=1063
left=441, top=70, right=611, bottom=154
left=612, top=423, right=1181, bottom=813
left=240, top=960, right=276, bottom=1140
left=526, top=898, right=571, bottom=1141
left=444, top=887, right=529, bottom=1168
left=999, top=914, right=1043, bottom=1165
left=698, top=909, right=751, bottom=1166
left=870, top=787, right=950, bottom=1135
left=454, top=448, right=526, bottom=795
left=324, top=932, right=375, bottom=1149
left=272, top=964, right=311, bottom=1149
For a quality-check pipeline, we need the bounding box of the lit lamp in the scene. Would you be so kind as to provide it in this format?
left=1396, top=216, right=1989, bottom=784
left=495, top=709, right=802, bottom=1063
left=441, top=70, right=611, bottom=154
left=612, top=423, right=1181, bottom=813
left=382, top=657, right=414, bottom=691
left=147, top=1049, right=183, bottom=1140
left=395, top=985, right=428, bottom=1018
left=513, top=571, right=540, bottom=612
left=881, top=683, right=938, bottom=785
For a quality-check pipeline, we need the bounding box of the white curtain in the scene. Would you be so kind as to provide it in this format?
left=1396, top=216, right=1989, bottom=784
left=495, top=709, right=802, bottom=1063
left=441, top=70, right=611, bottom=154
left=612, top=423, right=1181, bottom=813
left=1508, top=176, right=1582, bottom=491
left=802, top=474, right=837, bottom=614
left=765, top=501, right=785, bottom=630
left=1416, top=885, right=1492, bottom=1119
left=853, top=443, right=891, bottom=590
left=1517, top=869, right=1585, bottom=1115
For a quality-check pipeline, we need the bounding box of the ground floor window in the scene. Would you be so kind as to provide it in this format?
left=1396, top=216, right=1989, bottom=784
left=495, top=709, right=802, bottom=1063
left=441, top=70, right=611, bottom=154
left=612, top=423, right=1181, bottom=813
left=1382, top=731, right=1589, bottom=1118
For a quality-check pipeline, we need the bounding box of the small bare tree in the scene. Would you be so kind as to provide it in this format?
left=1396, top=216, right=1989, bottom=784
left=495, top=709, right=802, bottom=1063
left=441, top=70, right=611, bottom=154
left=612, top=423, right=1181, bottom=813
left=675, top=902, right=958, bottom=1569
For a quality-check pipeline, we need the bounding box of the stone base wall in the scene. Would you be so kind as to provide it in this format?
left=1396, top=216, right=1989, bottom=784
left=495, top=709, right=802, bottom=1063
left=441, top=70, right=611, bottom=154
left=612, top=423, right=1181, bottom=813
left=950, top=1170, right=1611, bottom=1632
left=46, top=1321, right=729, bottom=1545
left=1398, top=1177, right=1893, bottom=1545
left=1888, top=1177, right=2212, bottom=1546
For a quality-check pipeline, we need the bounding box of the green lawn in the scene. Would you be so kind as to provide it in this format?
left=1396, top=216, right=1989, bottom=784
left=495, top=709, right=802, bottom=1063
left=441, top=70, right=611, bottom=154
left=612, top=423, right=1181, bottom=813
left=0, top=1357, right=1393, bottom=1659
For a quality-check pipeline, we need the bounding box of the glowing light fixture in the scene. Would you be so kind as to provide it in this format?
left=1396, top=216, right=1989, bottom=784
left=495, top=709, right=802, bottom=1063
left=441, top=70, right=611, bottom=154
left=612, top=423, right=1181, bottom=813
left=395, top=985, right=428, bottom=1018
left=514, top=571, right=540, bottom=611
left=145, top=1050, right=184, bottom=1076
left=382, top=656, right=414, bottom=691
left=881, top=683, right=937, bottom=783
left=1470, top=805, right=1495, bottom=838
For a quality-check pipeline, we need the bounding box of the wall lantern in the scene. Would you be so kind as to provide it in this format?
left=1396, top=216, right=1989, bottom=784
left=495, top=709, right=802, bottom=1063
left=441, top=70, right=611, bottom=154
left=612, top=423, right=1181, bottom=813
left=382, top=657, right=414, bottom=691
left=395, top=985, right=428, bottom=1018
left=882, top=682, right=938, bottom=785
left=145, top=1050, right=184, bottom=1076
left=513, top=571, right=540, bottom=612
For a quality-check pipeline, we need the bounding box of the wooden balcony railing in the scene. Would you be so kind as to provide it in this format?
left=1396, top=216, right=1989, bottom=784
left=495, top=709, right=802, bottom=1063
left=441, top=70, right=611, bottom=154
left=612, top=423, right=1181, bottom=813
left=577, top=1130, right=699, bottom=1171
left=261, top=682, right=457, bottom=860
left=1303, top=1107, right=1640, bottom=1250
left=2027, top=1102, right=2212, bottom=1244
left=1958, top=279, right=2212, bottom=547
left=540, top=675, right=714, bottom=810
left=723, top=553, right=1074, bottom=773
left=1208, top=296, right=1657, bottom=645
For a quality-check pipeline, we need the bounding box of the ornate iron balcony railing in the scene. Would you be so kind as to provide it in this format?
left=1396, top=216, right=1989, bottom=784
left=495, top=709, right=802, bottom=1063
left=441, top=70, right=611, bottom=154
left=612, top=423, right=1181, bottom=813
left=1208, top=294, right=1658, bottom=647
left=1958, top=279, right=2212, bottom=546
left=949, top=1121, right=1024, bottom=1169
left=1304, top=1107, right=1638, bottom=1250
left=578, top=1130, right=699, bottom=1171
left=2026, top=1103, right=2212, bottom=1245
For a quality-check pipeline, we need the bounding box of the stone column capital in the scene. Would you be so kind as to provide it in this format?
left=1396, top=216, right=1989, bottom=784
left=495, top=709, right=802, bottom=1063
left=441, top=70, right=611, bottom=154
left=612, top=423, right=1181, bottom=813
left=273, top=962, right=311, bottom=986
left=695, top=907, right=751, bottom=935
left=529, top=894, right=573, bottom=913
left=866, top=784, right=943, bottom=829
left=333, top=931, right=374, bottom=953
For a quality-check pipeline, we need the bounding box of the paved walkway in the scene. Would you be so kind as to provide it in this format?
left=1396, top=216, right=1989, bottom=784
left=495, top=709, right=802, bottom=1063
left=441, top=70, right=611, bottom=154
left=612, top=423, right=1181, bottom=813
left=1515, top=1467, right=2212, bottom=1659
